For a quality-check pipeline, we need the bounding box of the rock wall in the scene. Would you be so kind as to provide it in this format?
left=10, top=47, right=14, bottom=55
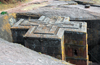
left=0, top=13, right=16, bottom=42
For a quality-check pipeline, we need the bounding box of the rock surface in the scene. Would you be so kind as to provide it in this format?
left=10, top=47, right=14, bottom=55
left=0, top=38, right=73, bottom=65
left=29, top=2, right=100, bottom=20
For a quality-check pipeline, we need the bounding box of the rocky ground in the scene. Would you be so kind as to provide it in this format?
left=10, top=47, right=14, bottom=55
left=0, top=38, right=73, bottom=65
left=28, top=1, right=100, bottom=20
left=0, top=0, right=48, bottom=13
left=1, top=0, right=100, bottom=14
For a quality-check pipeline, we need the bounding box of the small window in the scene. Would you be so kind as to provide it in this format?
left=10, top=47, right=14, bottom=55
left=74, top=49, right=78, bottom=56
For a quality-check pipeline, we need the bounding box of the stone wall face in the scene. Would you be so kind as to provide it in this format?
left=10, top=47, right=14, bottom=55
left=11, top=29, right=28, bottom=45
left=25, top=38, right=62, bottom=59
left=87, top=20, right=100, bottom=46
left=64, top=31, right=88, bottom=65
left=68, top=60, right=87, bottom=65
left=76, top=20, right=100, bottom=62
left=16, top=13, right=41, bottom=21
left=86, top=20, right=100, bottom=62
left=0, top=13, right=16, bottom=42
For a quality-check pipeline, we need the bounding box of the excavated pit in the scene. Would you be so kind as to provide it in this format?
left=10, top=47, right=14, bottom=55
left=11, top=14, right=88, bottom=65
left=0, top=12, right=99, bottom=65
left=10, top=12, right=100, bottom=64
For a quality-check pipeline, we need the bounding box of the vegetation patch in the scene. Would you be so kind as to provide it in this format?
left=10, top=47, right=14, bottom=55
left=92, top=0, right=100, bottom=5
left=0, top=0, right=33, bottom=11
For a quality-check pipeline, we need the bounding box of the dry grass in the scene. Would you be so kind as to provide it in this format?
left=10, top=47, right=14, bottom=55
left=92, top=0, right=100, bottom=5
left=21, top=2, right=47, bottom=11
left=0, top=3, right=18, bottom=11
left=0, top=0, right=33, bottom=11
